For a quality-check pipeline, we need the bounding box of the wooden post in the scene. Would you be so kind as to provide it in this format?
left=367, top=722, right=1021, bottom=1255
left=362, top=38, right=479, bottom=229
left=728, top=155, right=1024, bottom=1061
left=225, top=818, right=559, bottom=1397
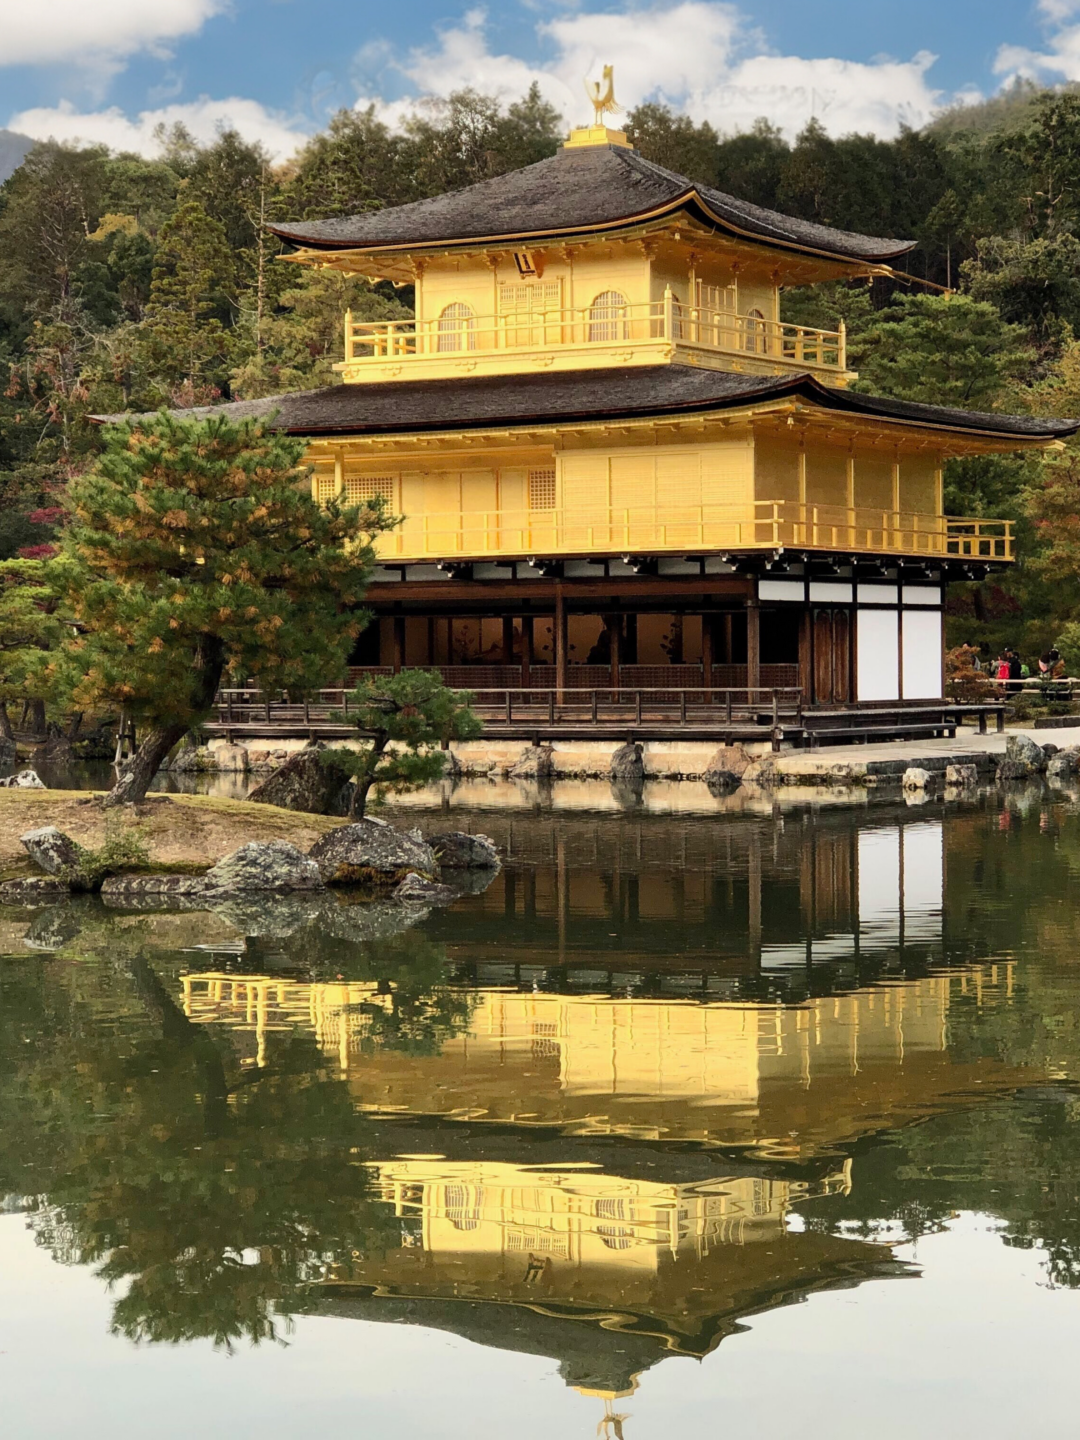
left=502, top=615, right=515, bottom=666
left=702, top=614, right=714, bottom=701
left=392, top=615, right=405, bottom=673
left=747, top=595, right=761, bottom=697
left=555, top=587, right=567, bottom=705
left=606, top=614, right=621, bottom=697
left=427, top=616, right=436, bottom=667
left=521, top=615, right=533, bottom=688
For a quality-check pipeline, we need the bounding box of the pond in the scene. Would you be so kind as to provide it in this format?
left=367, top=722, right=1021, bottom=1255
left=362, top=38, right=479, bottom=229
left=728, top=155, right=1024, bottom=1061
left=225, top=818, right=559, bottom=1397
left=2, top=792, right=1080, bottom=1438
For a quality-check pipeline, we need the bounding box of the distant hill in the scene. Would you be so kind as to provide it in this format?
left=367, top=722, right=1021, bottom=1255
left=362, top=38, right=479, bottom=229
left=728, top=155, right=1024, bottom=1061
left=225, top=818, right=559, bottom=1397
left=0, top=130, right=33, bottom=184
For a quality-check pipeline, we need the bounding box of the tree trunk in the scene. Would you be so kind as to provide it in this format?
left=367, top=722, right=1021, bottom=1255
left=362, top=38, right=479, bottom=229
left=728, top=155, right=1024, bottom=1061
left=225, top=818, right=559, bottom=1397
left=66, top=711, right=83, bottom=741
left=104, top=722, right=190, bottom=807
left=104, top=635, right=225, bottom=807
left=348, top=734, right=388, bottom=819
left=0, top=703, right=13, bottom=742
left=29, top=699, right=46, bottom=736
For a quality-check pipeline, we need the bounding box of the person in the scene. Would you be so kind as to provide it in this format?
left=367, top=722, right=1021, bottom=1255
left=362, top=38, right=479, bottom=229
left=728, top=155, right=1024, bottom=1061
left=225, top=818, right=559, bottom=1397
left=1008, top=648, right=1023, bottom=694
left=995, top=652, right=1010, bottom=686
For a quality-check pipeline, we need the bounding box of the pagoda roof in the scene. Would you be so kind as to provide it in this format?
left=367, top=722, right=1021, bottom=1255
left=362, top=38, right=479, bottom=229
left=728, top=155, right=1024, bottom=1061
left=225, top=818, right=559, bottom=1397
left=269, top=142, right=915, bottom=266
left=104, top=366, right=1079, bottom=443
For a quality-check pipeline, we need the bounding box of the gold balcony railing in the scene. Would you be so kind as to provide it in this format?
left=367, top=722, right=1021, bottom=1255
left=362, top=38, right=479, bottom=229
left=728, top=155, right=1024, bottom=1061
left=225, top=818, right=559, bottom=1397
left=343, top=295, right=847, bottom=374
left=373, top=501, right=1012, bottom=562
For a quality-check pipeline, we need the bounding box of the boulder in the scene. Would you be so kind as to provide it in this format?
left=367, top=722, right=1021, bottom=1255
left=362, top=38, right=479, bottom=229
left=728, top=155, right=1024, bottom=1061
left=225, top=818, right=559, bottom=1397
left=902, top=767, right=935, bottom=791
left=204, top=840, right=325, bottom=893
left=703, top=744, right=752, bottom=782
left=610, top=741, right=644, bottom=785
left=169, top=745, right=206, bottom=773
left=394, top=872, right=458, bottom=905
left=20, top=826, right=83, bottom=876
left=945, top=763, right=978, bottom=788
left=1042, top=743, right=1061, bottom=758
left=209, top=893, right=331, bottom=938
left=245, top=747, right=294, bottom=771
left=507, top=744, right=555, bottom=781
left=247, top=749, right=349, bottom=815
left=0, top=876, right=72, bottom=903
left=208, top=743, right=249, bottom=773
left=429, top=831, right=501, bottom=870
left=100, top=874, right=208, bottom=900
left=998, top=733, right=1048, bottom=781
left=308, top=820, right=437, bottom=886
left=1047, top=746, right=1080, bottom=783
left=0, top=770, right=46, bottom=789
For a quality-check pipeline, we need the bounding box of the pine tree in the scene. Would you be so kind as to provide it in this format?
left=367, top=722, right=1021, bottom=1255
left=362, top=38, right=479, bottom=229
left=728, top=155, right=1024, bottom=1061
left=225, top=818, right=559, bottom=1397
left=51, top=411, right=390, bottom=804
left=0, top=558, right=69, bottom=740
left=322, top=670, right=481, bottom=817
left=145, top=200, right=235, bottom=395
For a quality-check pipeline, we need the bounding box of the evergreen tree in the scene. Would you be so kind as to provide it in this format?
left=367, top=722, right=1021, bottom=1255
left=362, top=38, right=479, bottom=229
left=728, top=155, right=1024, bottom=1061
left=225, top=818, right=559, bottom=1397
left=51, top=411, right=389, bottom=804
left=323, top=669, right=481, bottom=817
left=145, top=200, right=235, bottom=396
left=0, top=557, right=68, bottom=739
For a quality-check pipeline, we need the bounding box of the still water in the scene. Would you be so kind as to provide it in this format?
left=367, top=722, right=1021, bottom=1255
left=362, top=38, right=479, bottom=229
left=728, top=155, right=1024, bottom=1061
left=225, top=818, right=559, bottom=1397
left=2, top=793, right=1080, bottom=1437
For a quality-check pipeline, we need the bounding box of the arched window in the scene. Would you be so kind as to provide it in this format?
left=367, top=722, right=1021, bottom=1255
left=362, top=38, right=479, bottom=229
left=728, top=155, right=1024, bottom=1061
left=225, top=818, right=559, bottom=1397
left=588, top=290, right=629, bottom=343
left=437, top=302, right=476, bottom=352
left=743, top=307, right=767, bottom=354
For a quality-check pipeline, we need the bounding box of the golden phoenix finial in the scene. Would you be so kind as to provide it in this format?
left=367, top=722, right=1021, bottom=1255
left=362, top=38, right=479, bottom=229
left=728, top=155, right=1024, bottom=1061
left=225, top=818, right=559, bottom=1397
left=585, top=65, right=621, bottom=125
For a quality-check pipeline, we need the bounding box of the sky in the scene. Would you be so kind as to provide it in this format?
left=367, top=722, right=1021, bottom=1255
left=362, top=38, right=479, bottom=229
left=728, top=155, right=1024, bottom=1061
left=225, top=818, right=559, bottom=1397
left=2, top=0, right=1080, bottom=161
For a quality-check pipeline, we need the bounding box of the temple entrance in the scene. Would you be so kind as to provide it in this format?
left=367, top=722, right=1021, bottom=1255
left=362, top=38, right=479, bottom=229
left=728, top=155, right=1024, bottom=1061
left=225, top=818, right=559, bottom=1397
left=811, top=607, right=852, bottom=704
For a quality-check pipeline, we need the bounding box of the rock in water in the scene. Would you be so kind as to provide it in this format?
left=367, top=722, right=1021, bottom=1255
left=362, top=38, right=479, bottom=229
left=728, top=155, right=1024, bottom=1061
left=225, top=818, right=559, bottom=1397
left=204, top=841, right=325, bottom=892
left=0, top=770, right=46, bottom=789
left=429, top=831, right=501, bottom=870
left=0, top=876, right=72, bottom=902
left=308, top=821, right=437, bottom=885
left=507, top=745, right=555, bottom=781
left=20, top=826, right=83, bottom=875
left=609, top=741, right=644, bottom=785
left=945, top=763, right=978, bottom=788
left=247, top=749, right=348, bottom=815
left=394, top=872, right=458, bottom=905
left=997, top=733, right=1048, bottom=781
left=100, top=874, right=209, bottom=899
left=1047, top=746, right=1080, bottom=783
left=902, top=767, right=934, bottom=791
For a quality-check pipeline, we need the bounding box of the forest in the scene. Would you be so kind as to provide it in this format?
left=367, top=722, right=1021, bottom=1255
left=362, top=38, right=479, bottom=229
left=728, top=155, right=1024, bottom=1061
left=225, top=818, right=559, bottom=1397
left=4, top=80, right=1080, bottom=664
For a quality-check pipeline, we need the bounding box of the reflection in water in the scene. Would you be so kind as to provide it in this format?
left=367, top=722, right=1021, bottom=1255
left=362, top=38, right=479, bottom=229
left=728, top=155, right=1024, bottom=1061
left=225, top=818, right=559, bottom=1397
left=5, top=798, right=1080, bottom=1432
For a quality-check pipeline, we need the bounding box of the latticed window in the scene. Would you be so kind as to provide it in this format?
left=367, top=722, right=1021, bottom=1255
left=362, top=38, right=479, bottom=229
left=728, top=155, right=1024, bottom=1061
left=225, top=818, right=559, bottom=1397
left=528, top=468, right=556, bottom=510
left=743, top=307, right=767, bottom=354
left=344, top=475, right=394, bottom=508
left=596, top=1195, right=634, bottom=1249
left=499, top=281, right=561, bottom=312
left=588, top=290, right=629, bottom=343
left=313, top=470, right=337, bottom=505
left=437, top=302, right=476, bottom=352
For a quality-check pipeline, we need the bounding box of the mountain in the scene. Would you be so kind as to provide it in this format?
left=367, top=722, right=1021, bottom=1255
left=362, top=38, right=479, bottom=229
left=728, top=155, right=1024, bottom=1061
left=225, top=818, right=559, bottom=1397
left=0, top=130, right=33, bottom=184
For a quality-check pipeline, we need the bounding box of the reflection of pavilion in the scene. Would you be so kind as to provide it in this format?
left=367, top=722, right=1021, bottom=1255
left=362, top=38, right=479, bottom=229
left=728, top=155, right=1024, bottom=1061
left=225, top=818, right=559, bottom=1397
left=314, top=1156, right=898, bottom=1395
left=182, top=958, right=1021, bottom=1156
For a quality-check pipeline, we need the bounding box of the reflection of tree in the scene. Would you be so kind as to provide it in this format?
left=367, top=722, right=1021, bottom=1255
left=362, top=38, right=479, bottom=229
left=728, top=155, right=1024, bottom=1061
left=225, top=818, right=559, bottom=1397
left=0, top=949, right=399, bottom=1348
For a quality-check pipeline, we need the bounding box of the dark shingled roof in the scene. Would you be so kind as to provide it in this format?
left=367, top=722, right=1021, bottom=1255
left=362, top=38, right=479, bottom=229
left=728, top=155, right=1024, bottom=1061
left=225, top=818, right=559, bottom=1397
left=269, top=142, right=914, bottom=265
left=97, top=365, right=1080, bottom=442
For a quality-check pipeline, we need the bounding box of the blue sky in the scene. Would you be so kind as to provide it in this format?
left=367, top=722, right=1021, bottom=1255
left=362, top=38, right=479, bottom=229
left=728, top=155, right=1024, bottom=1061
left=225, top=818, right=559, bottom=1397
left=2, top=1, right=1078, bottom=159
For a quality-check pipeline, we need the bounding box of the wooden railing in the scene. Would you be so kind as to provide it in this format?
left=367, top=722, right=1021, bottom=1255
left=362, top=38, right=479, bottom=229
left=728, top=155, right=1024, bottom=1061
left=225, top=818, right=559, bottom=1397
left=343, top=295, right=846, bottom=374
left=372, top=501, right=1013, bottom=563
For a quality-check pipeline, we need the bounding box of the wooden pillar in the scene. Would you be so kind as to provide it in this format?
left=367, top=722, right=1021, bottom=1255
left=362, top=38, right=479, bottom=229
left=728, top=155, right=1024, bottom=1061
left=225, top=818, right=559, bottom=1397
left=392, top=615, right=405, bottom=673
left=747, top=595, right=761, bottom=695
left=722, top=612, right=734, bottom=665
left=555, top=587, right=567, bottom=703
left=501, top=615, right=515, bottom=666
left=702, top=614, right=715, bottom=697
left=605, top=614, right=621, bottom=693
left=426, top=616, right=436, bottom=667
left=521, top=615, right=533, bottom=687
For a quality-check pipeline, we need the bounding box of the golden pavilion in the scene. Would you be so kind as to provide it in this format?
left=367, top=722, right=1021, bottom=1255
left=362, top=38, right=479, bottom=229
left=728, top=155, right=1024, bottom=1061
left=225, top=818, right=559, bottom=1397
left=202, top=91, right=1078, bottom=735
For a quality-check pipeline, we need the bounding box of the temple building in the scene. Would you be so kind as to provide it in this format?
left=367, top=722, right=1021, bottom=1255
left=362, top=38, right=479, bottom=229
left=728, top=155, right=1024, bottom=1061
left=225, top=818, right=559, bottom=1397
left=225, top=101, right=1080, bottom=736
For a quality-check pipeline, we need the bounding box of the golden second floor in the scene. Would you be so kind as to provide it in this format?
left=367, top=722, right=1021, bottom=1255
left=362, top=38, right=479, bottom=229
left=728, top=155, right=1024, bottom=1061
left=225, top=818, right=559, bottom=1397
left=307, top=409, right=1015, bottom=565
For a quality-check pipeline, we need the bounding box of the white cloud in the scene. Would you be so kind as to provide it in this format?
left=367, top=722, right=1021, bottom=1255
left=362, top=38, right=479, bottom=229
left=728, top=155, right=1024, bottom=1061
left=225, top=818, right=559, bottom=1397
left=995, top=2, right=1080, bottom=82
left=0, top=0, right=224, bottom=72
left=8, top=97, right=310, bottom=163
left=355, top=3, right=946, bottom=141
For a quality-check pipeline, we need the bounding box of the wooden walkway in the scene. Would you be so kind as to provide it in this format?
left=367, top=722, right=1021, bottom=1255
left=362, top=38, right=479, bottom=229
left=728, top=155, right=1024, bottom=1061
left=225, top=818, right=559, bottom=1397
left=203, top=687, right=1006, bottom=750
